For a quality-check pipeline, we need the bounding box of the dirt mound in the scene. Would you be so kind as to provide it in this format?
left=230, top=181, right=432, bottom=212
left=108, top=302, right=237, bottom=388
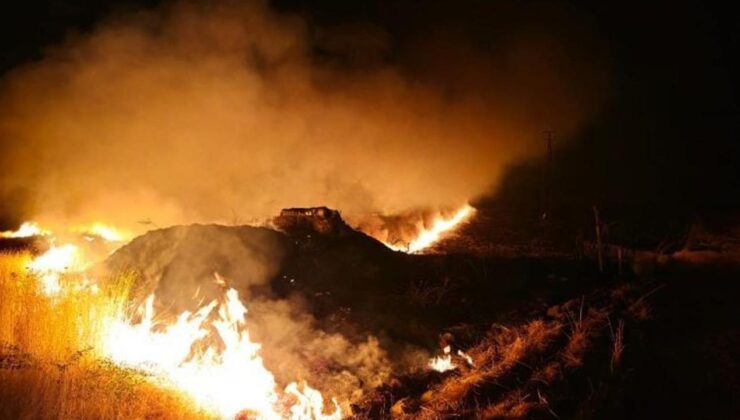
left=99, top=218, right=403, bottom=405
left=101, top=224, right=291, bottom=311
left=99, top=207, right=396, bottom=311
left=99, top=215, right=601, bottom=349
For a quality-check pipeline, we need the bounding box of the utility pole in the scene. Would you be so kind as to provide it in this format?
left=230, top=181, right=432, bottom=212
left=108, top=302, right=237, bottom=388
left=541, top=131, right=554, bottom=222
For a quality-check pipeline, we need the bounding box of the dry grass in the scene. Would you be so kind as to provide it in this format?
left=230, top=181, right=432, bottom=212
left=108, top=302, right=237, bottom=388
left=0, top=252, right=209, bottom=420
left=0, top=252, right=129, bottom=361
left=562, top=300, right=610, bottom=369
left=609, top=318, right=625, bottom=371
left=413, top=319, right=562, bottom=419
left=354, top=281, right=654, bottom=419
left=0, top=361, right=205, bottom=420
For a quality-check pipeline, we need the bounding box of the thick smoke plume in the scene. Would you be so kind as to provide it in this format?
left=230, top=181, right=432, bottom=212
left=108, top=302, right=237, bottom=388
left=0, top=0, right=607, bottom=232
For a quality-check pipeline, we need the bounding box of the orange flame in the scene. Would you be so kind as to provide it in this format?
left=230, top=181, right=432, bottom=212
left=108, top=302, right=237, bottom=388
left=428, top=346, right=474, bottom=373
left=429, top=345, right=456, bottom=372
left=20, top=221, right=341, bottom=419
left=1, top=221, right=49, bottom=238
left=102, top=285, right=341, bottom=419
left=27, top=244, right=81, bottom=295
left=20, top=221, right=132, bottom=294
left=74, top=222, right=131, bottom=242
left=386, top=204, right=475, bottom=253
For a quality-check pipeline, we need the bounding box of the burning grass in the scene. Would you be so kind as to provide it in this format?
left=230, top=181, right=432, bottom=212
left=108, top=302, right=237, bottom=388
left=0, top=251, right=207, bottom=419
left=0, top=250, right=343, bottom=419
left=0, top=217, right=674, bottom=419
left=0, top=252, right=131, bottom=362
left=353, top=280, right=656, bottom=419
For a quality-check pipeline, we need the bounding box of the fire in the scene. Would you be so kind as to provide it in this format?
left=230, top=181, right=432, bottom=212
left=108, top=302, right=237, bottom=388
left=457, top=349, right=474, bottom=367
left=104, top=284, right=341, bottom=419
left=1, top=221, right=49, bottom=238
left=429, top=345, right=456, bottom=372
left=18, top=221, right=341, bottom=419
left=1, top=220, right=130, bottom=242
left=27, top=243, right=81, bottom=295
left=75, top=222, right=130, bottom=242
left=17, top=220, right=133, bottom=295
left=386, top=204, right=475, bottom=253
left=428, top=346, right=474, bottom=373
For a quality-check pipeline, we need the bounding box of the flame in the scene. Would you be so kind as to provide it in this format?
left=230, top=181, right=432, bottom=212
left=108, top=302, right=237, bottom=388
left=429, top=345, right=456, bottom=372
left=103, top=286, right=341, bottom=419
left=18, top=220, right=131, bottom=294
left=1, top=220, right=130, bottom=242
left=74, top=222, right=130, bottom=242
left=428, top=346, right=474, bottom=373
left=18, top=221, right=343, bottom=418
left=457, top=349, right=474, bottom=367
left=27, top=243, right=81, bottom=295
left=386, top=204, right=475, bottom=254
left=1, top=221, right=50, bottom=238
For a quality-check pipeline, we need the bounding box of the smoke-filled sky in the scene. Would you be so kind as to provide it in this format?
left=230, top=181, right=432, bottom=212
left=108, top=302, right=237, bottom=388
left=0, top=0, right=609, bottom=232
left=1, top=0, right=737, bottom=234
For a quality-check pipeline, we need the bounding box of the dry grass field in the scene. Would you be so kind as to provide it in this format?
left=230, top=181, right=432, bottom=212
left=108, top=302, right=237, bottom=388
left=0, top=252, right=209, bottom=420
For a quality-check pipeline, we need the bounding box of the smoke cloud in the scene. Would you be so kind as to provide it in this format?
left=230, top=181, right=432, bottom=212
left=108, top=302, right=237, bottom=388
left=0, top=0, right=608, bottom=232
left=101, top=222, right=394, bottom=407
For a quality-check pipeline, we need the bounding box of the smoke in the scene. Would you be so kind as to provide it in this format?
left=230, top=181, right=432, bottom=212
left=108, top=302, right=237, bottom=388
left=101, top=223, right=394, bottom=407
left=247, top=297, right=392, bottom=407
left=101, top=224, right=289, bottom=309
left=0, top=0, right=608, bottom=233
left=0, top=2, right=610, bottom=403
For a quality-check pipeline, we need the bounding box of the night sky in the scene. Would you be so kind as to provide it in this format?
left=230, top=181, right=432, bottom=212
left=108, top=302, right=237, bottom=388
left=1, top=0, right=738, bottom=234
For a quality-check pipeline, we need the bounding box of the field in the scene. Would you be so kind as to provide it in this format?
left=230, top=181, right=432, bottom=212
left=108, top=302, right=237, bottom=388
left=2, top=219, right=739, bottom=420
left=0, top=252, right=208, bottom=420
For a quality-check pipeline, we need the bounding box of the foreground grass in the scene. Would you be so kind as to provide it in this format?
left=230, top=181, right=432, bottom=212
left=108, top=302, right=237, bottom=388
left=0, top=359, right=208, bottom=420
left=354, top=281, right=654, bottom=419
left=0, top=252, right=210, bottom=419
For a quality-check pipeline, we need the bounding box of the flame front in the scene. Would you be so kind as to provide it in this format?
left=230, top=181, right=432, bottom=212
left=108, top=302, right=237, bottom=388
left=27, top=244, right=81, bottom=295
left=102, top=287, right=341, bottom=419
left=18, top=221, right=341, bottom=419
left=1, top=221, right=49, bottom=238
left=385, top=204, right=475, bottom=253
left=75, top=222, right=130, bottom=242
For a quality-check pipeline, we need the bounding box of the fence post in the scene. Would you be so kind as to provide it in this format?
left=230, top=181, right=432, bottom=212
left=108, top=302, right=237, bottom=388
left=593, top=206, right=603, bottom=273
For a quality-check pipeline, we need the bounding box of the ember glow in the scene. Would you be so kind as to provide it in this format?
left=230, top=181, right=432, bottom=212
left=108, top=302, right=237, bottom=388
left=385, top=204, right=476, bottom=253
